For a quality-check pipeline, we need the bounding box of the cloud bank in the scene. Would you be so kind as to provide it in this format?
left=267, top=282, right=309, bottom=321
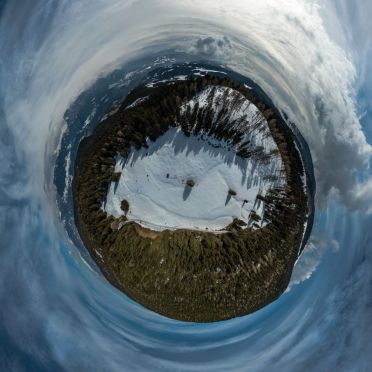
left=0, top=0, right=371, bottom=371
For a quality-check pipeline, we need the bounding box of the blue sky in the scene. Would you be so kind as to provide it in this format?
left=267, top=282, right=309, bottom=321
left=0, top=1, right=371, bottom=371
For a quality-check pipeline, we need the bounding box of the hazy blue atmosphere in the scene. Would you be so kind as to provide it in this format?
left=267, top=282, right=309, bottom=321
left=0, top=1, right=371, bottom=371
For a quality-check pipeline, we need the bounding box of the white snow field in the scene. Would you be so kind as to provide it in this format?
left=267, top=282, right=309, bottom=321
left=103, top=86, right=285, bottom=231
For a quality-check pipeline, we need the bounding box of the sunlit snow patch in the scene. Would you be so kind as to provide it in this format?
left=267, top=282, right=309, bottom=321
left=103, top=125, right=284, bottom=232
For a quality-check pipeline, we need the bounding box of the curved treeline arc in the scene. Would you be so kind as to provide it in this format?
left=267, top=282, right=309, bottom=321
left=74, top=75, right=310, bottom=322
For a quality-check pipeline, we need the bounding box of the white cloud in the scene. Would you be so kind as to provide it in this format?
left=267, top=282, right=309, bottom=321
left=1, top=0, right=372, bottom=371
left=288, top=237, right=339, bottom=290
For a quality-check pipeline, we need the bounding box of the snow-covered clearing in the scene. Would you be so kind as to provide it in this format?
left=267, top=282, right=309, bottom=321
left=103, top=126, right=284, bottom=232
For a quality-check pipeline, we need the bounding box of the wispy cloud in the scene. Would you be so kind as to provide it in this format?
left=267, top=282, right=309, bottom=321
left=0, top=0, right=372, bottom=371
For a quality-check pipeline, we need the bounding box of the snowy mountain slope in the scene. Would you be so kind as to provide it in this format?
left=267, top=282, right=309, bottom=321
left=103, top=86, right=286, bottom=232
left=180, top=86, right=278, bottom=158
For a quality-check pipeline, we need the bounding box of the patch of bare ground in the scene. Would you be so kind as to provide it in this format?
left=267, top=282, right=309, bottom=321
left=134, top=224, right=161, bottom=240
